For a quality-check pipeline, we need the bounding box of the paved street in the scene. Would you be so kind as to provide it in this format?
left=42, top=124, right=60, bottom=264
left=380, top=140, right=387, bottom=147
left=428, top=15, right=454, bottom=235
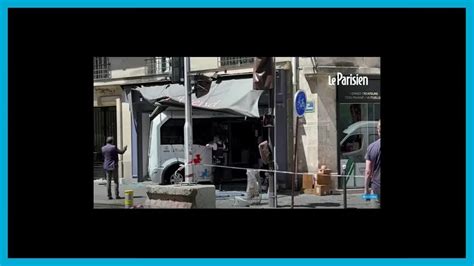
left=94, top=180, right=377, bottom=209
left=93, top=179, right=149, bottom=208
left=215, top=190, right=376, bottom=209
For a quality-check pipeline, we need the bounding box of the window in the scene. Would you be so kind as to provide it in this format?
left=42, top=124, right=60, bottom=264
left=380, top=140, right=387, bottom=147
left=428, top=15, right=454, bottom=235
left=93, top=57, right=111, bottom=80
left=160, top=119, right=215, bottom=145
left=145, top=57, right=170, bottom=75
left=341, top=134, right=363, bottom=153
left=219, top=57, right=254, bottom=67
left=161, top=119, right=185, bottom=145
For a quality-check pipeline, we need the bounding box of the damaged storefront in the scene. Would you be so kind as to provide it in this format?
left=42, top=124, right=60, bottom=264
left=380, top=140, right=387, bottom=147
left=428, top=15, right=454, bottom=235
left=128, top=70, right=292, bottom=188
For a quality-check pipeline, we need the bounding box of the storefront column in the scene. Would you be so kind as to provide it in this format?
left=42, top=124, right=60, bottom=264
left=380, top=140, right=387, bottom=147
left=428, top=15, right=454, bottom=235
left=116, top=98, right=124, bottom=178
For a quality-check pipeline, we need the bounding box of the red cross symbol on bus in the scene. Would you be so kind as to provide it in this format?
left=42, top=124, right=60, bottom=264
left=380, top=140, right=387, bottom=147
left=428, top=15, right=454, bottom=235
left=193, top=154, right=202, bottom=164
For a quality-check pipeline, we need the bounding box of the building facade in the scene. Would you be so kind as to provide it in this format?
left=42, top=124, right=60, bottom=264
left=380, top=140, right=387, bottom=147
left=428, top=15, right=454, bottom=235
left=93, top=57, right=380, bottom=189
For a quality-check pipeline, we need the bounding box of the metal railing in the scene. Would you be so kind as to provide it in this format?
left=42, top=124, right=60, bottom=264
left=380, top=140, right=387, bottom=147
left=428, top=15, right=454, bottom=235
left=145, top=57, right=171, bottom=75
left=218, top=57, right=254, bottom=67
left=93, top=68, right=111, bottom=80
left=93, top=57, right=111, bottom=80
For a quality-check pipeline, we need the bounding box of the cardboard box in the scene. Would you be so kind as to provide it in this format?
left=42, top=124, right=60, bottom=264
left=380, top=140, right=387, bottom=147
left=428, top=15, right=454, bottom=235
left=317, top=173, right=331, bottom=185
left=302, top=174, right=315, bottom=190
left=304, top=188, right=316, bottom=194
left=314, top=185, right=331, bottom=196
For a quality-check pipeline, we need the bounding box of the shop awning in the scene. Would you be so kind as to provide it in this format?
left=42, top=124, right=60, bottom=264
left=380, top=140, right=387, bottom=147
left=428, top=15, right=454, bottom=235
left=134, top=78, right=264, bottom=118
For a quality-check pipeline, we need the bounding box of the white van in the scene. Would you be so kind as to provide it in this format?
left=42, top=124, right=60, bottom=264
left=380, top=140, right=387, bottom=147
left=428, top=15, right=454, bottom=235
left=340, top=120, right=379, bottom=162
left=339, top=121, right=379, bottom=187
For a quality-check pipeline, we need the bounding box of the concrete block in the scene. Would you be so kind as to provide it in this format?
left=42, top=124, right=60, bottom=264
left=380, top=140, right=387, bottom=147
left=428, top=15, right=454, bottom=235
left=145, top=184, right=216, bottom=208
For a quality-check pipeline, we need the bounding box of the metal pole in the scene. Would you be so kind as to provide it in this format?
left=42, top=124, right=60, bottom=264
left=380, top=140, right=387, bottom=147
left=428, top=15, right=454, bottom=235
left=268, top=89, right=275, bottom=208
left=291, top=57, right=299, bottom=209
left=184, top=57, right=194, bottom=183
left=273, top=58, right=277, bottom=208
left=343, top=175, right=347, bottom=209
left=292, top=57, right=299, bottom=91
left=292, top=116, right=299, bottom=209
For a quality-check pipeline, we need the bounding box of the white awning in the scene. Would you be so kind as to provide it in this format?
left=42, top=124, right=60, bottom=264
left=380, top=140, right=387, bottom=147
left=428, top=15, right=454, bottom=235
left=134, top=78, right=264, bottom=118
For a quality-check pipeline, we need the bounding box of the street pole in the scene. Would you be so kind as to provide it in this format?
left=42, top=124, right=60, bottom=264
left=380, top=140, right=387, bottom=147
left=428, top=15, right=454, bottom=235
left=267, top=57, right=277, bottom=208
left=273, top=57, right=278, bottom=208
left=184, top=57, right=194, bottom=184
left=343, top=174, right=347, bottom=209
left=292, top=116, right=299, bottom=209
left=268, top=89, right=275, bottom=208
left=291, top=57, right=300, bottom=209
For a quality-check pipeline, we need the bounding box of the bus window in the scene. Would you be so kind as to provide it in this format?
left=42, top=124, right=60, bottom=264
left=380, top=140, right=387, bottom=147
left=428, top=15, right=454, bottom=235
left=160, top=119, right=185, bottom=145
left=160, top=118, right=215, bottom=145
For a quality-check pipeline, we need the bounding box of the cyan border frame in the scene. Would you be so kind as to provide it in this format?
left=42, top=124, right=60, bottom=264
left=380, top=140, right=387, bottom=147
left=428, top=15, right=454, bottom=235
left=0, top=1, right=471, bottom=265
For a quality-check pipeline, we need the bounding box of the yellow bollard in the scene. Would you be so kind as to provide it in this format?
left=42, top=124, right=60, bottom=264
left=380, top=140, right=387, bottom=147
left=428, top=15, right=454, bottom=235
left=124, top=190, right=134, bottom=208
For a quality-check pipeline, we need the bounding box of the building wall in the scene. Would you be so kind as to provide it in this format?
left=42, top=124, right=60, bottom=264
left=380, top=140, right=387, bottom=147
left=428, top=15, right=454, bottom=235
left=109, top=57, right=149, bottom=79
left=297, top=57, right=380, bottom=189
left=93, top=85, right=122, bottom=107
left=113, top=97, right=133, bottom=179
left=191, top=57, right=218, bottom=71
left=121, top=101, right=133, bottom=178
left=95, top=57, right=298, bottom=85
left=296, top=64, right=318, bottom=173
left=305, top=74, right=337, bottom=172
left=96, top=57, right=380, bottom=80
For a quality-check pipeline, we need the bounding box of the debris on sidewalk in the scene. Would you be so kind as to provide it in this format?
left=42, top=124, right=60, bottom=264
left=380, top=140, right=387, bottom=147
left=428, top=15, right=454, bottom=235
left=234, top=196, right=250, bottom=207
left=94, top=178, right=107, bottom=185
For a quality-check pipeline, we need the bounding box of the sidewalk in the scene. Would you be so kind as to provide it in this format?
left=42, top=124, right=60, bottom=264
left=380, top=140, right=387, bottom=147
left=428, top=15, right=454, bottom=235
left=93, top=179, right=150, bottom=208
left=93, top=180, right=377, bottom=209
left=216, top=191, right=377, bottom=209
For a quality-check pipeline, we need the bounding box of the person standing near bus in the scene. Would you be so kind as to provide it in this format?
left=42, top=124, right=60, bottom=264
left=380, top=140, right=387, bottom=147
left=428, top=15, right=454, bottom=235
left=207, top=135, right=226, bottom=190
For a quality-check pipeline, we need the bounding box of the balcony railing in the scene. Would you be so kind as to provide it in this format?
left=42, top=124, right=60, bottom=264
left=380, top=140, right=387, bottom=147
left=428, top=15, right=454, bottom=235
left=219, top=57, right=255, bottom=67
left=145, top=57, right=171, bottom=75
left=93, top=57, right=111, bottom=80
left=93, top=68, right=111, bottom=80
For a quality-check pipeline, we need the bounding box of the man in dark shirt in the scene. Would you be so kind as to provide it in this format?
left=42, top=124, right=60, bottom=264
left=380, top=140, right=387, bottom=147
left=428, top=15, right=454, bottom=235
left=365, top=120, right=381, bottom=207
left=206, top=135, right=226, bottom=191
left=102, top=137, right=127, bottom=200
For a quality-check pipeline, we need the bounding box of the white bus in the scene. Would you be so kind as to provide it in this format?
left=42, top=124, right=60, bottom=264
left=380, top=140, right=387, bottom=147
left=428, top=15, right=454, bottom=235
left=148, top=109, right=264, bottom=185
